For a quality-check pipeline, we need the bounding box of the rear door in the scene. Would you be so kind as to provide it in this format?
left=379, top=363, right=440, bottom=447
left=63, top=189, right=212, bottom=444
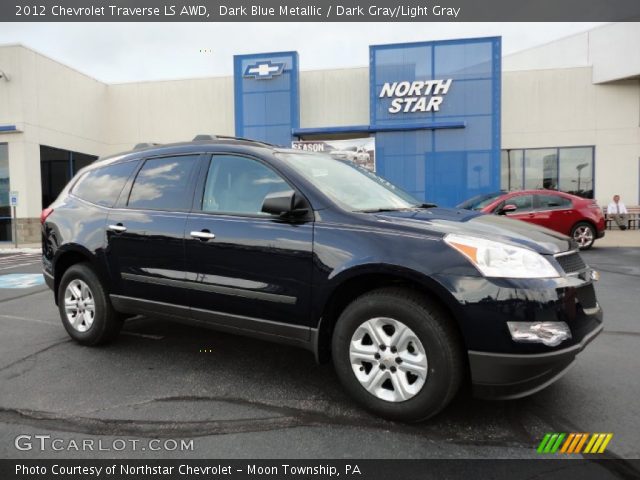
left=105, top=154, right=201, bottom=310
left=532, top=194, right=574, bottom=234
left=184, top=153, right=314, bottom=331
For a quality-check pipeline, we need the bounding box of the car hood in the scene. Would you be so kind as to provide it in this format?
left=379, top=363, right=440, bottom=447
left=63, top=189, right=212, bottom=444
left=372, top=208, right=573, bottom=255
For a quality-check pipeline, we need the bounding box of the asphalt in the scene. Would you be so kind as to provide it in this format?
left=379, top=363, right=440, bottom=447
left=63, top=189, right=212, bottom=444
left=0, top=246, right=638, bottom=463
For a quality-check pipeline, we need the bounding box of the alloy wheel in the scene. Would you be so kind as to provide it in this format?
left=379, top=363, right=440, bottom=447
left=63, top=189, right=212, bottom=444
left=573, top=225, right=594, bottom=248
left=64, top=279, right=96, bottom=332
left=349, top=317, right=428, bottom=402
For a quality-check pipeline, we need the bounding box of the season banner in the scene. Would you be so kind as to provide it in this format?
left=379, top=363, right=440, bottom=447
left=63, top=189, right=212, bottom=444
left=292, top=137, right=376, bottom=172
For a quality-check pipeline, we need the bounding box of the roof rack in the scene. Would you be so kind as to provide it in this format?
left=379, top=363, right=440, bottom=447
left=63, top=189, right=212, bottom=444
left=191, top=134, right=278, bottom=148
left=133, top=142, right=160, bottom=150
left=192, top=134, right=216, bottom=141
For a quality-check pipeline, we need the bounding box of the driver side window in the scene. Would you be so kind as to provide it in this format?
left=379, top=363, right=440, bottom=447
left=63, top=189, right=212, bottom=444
left=508, top=194, right=533, bottom=213
left=201, top=155, right=288, bottom=215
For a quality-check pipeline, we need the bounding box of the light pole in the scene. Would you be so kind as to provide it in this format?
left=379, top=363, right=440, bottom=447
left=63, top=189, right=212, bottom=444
left=576, top=163, right=589, bottom=193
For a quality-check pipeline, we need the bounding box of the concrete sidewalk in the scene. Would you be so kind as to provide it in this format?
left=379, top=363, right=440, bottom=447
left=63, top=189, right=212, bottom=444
left=0, top=243, right=41, bottom=254
left=596, top=229, right=640, bottom=248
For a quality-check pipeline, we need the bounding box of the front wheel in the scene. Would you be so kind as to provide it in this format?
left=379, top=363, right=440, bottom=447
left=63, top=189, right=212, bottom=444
left=58, top=263, right=123, bottom=345
left=571, top=222, right=596, bottom=250
left=331, top=287, right=464, bottom=422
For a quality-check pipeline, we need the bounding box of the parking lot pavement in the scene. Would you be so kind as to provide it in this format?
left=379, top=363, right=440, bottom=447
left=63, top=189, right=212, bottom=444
left=0, top=248, right=639, bottom=463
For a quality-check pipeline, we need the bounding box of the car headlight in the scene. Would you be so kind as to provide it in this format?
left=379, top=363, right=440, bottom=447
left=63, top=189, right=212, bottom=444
left=444, top=233, right=560, bottom=278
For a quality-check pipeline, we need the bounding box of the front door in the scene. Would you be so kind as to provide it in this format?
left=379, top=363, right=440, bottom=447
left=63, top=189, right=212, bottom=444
left=184, top=154, right=314, bottom=331
left=503, top=193, right=535, bottom=223
left=105, top=154, right=201, bottom=309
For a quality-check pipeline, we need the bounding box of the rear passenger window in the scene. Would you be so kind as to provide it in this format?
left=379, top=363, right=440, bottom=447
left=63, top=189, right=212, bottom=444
left=537, top=194, right=572, bottom=210
left=128, top=156, right=198, bottom=210
left=201, top=155, right=287, bottom=215
left=72, top=161, right=138, bottom=207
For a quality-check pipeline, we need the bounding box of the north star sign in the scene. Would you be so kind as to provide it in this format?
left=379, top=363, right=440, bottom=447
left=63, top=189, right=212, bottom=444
left=379, top=79, right=453, bottom=113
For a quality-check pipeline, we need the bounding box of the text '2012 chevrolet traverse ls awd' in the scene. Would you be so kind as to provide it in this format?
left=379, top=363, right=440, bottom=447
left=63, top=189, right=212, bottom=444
left=42, top=136, right=603, bottom=422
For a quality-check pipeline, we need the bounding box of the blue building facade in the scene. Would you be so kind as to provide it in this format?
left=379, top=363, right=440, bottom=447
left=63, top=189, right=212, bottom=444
left=234, top=37, right=501, bottom=207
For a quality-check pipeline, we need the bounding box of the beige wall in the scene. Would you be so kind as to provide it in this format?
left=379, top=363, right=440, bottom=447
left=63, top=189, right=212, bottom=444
left=107, top=76, right=234, bottom=152
left=502, top=66, right=640, bottom=206
left=300, top=67, right=369, bottom=128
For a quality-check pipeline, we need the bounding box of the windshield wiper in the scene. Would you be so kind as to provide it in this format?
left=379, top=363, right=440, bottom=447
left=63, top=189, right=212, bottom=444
left=358, top=203, right=438, bottom=213
left=358, top=207, right=406, bottom=213
left=413, top=203, right=438, bottom=209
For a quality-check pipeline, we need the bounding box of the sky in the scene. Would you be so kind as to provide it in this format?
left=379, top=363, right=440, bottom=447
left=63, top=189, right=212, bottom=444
left=0, top=22, right=606, bottom=83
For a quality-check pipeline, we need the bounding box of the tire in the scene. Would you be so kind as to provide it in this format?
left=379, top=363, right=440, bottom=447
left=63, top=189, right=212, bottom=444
left=331, top=287, right=464, bottom=422
left=571, top=222, right=596, bottom=250
left=57, top=263, right=122, bottom=345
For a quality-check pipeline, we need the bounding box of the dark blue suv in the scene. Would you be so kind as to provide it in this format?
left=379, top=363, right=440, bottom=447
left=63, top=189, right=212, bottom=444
left=42, top=136, right=603, bottom=422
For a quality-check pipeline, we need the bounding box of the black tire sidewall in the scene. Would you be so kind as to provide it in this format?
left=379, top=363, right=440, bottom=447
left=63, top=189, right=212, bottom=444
left=332, top=290, right=461, bottom=422
left=57, top=263, right=114, bottom=345
left=572, top=222, right=595, bottom=249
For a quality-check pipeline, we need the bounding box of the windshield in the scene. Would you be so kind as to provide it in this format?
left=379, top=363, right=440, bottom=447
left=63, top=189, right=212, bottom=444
left=456, top=191, right=504, bottom=210
left=278, top=152, right=420, bottom=212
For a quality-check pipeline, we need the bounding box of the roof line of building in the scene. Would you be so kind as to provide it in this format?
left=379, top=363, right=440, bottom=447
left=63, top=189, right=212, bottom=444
left=0, top=41, right=107, bottom=84
left=502, top=22, right=611, bottom=62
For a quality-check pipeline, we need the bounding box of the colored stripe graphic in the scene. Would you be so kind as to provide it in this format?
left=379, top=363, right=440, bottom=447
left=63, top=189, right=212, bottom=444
left=560, top=433, right=575, bottom=453
left=574, top=433, right=589, bottom=453
left=537, top=433, right=613, bottom=454
left=597, top=434, right=614, bottom=453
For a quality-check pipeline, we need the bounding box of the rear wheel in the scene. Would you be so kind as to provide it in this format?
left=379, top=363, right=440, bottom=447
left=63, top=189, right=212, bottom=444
left=331, top=287, right=464, bottom=422
left=571, top=222, right=595, bottom=249
left=58, top=263, right=122, bottom=345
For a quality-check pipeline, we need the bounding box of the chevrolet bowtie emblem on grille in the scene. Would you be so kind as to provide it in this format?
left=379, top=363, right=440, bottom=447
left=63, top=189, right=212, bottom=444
left=243, top=60, right=285, bottom=80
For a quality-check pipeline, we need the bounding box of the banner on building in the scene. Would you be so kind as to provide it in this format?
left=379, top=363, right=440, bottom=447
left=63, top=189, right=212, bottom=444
left=292, top=137, right=376, bottom=172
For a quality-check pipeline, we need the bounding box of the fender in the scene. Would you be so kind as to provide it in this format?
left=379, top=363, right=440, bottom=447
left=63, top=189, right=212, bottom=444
left=311, top=262, right=468, bottom=363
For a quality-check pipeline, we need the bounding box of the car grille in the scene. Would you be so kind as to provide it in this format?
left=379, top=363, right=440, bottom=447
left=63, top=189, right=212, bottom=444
left=555, top=251, right=587, bottom=274
left=576, top=283, right=597, bottom=309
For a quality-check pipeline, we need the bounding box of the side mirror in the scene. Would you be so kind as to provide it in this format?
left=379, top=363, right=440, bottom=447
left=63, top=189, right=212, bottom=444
left=261, top=190, right=309, bottom=220
left=498, top=204, right=517, bottom=215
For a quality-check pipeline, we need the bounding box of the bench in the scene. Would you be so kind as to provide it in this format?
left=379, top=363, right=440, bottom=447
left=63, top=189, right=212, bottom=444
left=602, top=205, right=640, bottom=230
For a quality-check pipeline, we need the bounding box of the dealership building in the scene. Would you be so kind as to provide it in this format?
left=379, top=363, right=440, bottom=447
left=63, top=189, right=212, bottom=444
left=0, top=22, right=639, bottom=244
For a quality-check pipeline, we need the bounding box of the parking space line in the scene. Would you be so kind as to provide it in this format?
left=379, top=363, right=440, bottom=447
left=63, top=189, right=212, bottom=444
left=0, top=313, right=59, bottom=327
left=0, top=262, right=40, bottom=271
left=122, top=331, right=165, bottom=340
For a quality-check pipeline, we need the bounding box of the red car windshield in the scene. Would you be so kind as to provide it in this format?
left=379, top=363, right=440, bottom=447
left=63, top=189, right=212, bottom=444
left=456, top=192, right=505, bottom=210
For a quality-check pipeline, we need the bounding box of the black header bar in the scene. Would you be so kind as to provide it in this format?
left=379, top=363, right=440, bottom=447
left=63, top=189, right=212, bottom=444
left=2, top=459, right=640, bottom=480
left=2, top=0, right=640, bottom=22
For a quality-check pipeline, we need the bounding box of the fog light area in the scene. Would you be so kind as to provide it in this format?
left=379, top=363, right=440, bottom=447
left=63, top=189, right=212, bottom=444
left=507, top=322, right=572, bottom=347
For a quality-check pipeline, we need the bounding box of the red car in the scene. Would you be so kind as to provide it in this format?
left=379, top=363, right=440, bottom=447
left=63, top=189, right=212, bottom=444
left=457, top=190, right=606, bottom=249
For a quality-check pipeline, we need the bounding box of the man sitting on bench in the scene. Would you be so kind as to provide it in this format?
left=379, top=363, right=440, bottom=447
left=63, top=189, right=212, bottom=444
left=607, top=194, right=629, bottom=230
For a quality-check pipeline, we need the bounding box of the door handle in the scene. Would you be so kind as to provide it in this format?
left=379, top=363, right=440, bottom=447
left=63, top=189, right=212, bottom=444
left=108, top=224, right=127, bottom=233
left=190, top=230, right=216, bottom=241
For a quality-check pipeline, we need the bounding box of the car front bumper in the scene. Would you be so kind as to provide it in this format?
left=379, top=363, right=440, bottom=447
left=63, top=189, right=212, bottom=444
left=433, top=267, right=604, bottom=400
left=469, top=319, right=602, bottom=399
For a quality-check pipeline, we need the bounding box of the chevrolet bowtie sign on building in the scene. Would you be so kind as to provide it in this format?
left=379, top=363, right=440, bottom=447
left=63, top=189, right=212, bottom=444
left=243, top=60, right=285, bottom=79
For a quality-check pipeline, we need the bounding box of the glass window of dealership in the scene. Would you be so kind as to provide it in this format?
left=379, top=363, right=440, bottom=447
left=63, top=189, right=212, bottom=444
left=501, top=146, right=594, bottom=198
left=0, top=143, right=10, bottom=242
